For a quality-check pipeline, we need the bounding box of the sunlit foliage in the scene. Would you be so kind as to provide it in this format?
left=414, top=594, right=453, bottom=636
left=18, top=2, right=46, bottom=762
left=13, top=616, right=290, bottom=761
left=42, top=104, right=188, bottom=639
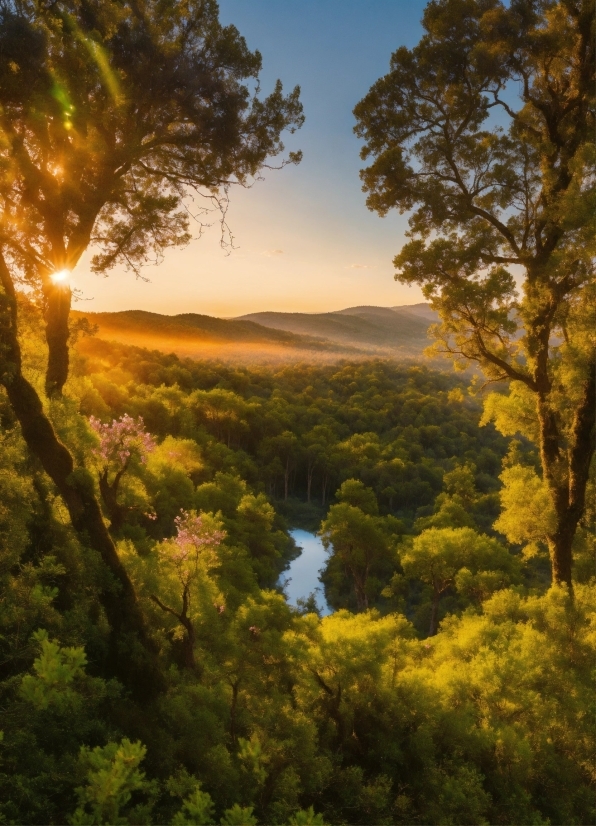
left=0, top=313, right=593, bottom=822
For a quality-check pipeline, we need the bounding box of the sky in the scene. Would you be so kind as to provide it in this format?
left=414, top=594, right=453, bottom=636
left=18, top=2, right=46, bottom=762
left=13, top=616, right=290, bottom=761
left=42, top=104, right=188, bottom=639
left=72, top=1, right=429, bottom=317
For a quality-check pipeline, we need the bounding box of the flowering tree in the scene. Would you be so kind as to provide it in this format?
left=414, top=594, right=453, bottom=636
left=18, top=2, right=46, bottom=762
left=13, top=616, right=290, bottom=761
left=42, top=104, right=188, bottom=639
left=0, top=0, right=301, bottom=677
left=89, top=415, right=156, bottom=533
left=150, top=511, right=225, bottom=670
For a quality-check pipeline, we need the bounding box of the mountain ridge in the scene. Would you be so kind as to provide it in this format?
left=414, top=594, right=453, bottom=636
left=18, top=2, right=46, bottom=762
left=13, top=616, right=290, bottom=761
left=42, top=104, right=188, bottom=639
left=72, top=304, right=436, bottom=362
left=235, top=303, right=436, bottom=353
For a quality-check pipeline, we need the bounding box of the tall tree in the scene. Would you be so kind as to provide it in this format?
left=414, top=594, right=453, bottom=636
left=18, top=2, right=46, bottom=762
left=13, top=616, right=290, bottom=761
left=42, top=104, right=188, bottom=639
left=354, top=0, right=595, bottom=588
left=320, top=501, right=395, bottom=612
left=0, top=0, right=302, bottom=669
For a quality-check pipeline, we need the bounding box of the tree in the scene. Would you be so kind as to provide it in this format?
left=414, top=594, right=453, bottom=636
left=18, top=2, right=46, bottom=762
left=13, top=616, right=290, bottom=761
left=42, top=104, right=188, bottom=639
left=190, top=389, right=255, bottom=448
left=320, top=502, right=395, bottom=612
left=334, top=478, right=379, bottom=515
left=150, top=509, right=225, bottom=670
left=302, top=425, right=336, bottom=504
left=0, top=0, right=302, bottom=664
left=354, top=0, right=595, bottom=589
left=401, top=526, right=515, bottom=635
left=259, top=431, right=299, bottom=500
left=89, top=414, right=156, bottom=532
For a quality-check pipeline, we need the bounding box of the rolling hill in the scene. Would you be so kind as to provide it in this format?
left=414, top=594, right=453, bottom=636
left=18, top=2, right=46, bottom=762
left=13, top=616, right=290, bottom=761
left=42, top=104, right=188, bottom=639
left=72, top=304, right=437, bottom=362
left=236, top=303, right=437, bottom=355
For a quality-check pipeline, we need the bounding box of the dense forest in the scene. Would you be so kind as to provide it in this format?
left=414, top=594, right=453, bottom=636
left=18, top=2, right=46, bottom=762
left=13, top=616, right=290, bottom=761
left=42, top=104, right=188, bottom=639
left=0, top=310, right=594, bottom=825
left=0, top=0, right=594, bottom=823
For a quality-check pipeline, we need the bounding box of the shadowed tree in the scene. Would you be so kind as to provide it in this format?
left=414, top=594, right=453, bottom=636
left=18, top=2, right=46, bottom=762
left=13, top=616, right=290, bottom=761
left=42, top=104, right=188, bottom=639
left=355, top=0, right=595, bottom=589
left=0, top=0, right=302, bottom=674
left=401, top=526, right=517, bottom=636
left=320, top=499, right=395, bottom=612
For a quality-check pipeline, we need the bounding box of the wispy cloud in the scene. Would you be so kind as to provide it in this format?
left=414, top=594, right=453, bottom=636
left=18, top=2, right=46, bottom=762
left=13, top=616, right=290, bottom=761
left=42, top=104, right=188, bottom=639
left=262, top=249, right=284, bottom=257
left=346, top=263, right=375, bottom=270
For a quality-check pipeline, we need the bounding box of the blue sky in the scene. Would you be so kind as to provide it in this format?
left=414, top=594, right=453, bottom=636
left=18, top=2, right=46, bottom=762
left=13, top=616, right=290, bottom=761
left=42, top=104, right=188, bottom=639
left=74, top=1, right=430, bottom=316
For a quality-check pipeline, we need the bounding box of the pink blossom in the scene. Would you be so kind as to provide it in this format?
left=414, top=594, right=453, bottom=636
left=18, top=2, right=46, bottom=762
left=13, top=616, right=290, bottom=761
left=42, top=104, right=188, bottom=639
left=89, top=414, right=156, bottom=470
left=161, top=510, right=225, bottom=589
left=172, top=511, right=225, bottom=563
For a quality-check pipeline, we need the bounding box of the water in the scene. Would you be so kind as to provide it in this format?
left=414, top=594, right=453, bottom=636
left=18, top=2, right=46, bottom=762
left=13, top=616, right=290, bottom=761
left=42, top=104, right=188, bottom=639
left=282, top=529, right=332, bottom=616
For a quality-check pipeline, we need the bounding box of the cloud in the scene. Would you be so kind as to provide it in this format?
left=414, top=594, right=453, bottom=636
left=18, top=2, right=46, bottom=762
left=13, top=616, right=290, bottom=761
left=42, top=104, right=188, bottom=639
left=262, top=249, right=284, bottom=257
left=346, top=263, right=375, bottom=270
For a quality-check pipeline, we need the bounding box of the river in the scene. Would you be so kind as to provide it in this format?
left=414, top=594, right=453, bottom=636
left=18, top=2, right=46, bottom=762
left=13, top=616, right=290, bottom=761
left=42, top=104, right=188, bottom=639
left=282, top=529, right=332, bottom=616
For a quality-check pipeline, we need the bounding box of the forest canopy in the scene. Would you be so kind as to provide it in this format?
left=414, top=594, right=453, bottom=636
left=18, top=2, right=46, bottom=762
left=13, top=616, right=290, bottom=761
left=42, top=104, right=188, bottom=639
left=0, top=0, right=594, bottom=824
left=0, top=314, right=593, bottom=824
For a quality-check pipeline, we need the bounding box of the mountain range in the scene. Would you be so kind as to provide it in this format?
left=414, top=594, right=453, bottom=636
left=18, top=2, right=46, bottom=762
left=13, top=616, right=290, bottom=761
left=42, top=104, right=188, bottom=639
left=236, top=304, right=436, bottom=353
left=72, top=303, right=438, bottom=362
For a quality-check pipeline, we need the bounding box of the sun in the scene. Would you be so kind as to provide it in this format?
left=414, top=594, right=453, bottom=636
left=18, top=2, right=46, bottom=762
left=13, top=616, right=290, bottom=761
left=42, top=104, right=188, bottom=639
left=51, top=269, right=70, bottom=284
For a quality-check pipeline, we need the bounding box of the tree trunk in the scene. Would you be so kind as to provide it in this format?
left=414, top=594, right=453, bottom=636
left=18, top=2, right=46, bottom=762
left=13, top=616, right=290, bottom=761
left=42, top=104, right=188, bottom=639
left=99, top=469, right=124, bottom=533
left=429, top=586, right=440, bottom=637
left=311, top=669, right=345, bottom=746
left=150, top=586, right=198, bottom=672
left=44, top=281, right=71, bottom=398
left=0, top=268, right=161, bottom=695
left=307, top=467, right=313, bottom=503
left=322, top=474, right=328, bottom=506
left=284, top=457, right=289, bottom=501
left=230, top=679, right=240, bottom=745
left=351, top=567, right=368, bottom=613
left=538, top=354, right=595, bottom=589
left=181, top=620, right=196, bottom=670
left=99, top=467, right=127, bottom=534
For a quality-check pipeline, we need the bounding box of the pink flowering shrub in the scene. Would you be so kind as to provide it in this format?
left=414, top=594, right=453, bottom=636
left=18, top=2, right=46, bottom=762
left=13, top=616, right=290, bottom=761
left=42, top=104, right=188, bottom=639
left=88, top=415, right=157, bottom=530
left=150, top=511, right=226, bottom=668
left=89, top=414, right=156, bottom=471
left=167, top=510, right=226, bottom=579
left=174, top=511, right=226, bottom=554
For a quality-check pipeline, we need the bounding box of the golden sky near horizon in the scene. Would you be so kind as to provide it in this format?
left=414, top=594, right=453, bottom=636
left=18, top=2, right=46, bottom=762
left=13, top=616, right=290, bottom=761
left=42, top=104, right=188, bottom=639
left=69, top=1, right=428, bottom=318
left=70, top=178, right=425, bottom=317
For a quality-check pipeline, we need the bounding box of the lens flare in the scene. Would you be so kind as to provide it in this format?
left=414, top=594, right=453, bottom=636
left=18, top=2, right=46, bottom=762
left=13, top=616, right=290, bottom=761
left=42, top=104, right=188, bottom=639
left=51, top=269, right=70, bottom=284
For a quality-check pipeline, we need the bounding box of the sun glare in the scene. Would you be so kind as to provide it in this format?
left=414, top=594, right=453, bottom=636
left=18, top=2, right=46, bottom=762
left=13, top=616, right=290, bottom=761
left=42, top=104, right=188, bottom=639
left=51, top=269, right=70, bottom=284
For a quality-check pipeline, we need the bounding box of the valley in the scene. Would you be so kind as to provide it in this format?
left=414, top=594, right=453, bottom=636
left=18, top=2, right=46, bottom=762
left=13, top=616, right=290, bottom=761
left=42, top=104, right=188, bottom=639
left=72, top=302, right=438, bottom=363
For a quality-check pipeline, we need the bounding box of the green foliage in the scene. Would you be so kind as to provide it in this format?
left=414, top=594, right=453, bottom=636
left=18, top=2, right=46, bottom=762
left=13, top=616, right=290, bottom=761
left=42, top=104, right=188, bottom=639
left=335, top=478, right=379, bottom=515
left=73, top=340, right=509, bottom=521
left=354, top=0, right=595, bottom=587
left=219, top=804, right=258, bottom=825
left=495, top=465, right=556, bottom=548
left=0, top=311, right=593, bottom=824
left=403, top=528, right=516, bottom=591
left=171, top=783, right=216, bottom=826
left=21, top=630, right=87, bottom=711
left=320, top=501, right=397, bottom=612
left=402, top=527, right=519, bottom=634
left=70, top=739, right=149, bottom=825
left=288, top=806, right=326, bottom=825
left=237, top=735, right=268, bottom=785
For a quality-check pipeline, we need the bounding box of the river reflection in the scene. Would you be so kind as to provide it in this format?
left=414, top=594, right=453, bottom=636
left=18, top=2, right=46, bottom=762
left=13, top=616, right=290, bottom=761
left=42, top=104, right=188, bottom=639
left=282, top=529, right=331, bottom=616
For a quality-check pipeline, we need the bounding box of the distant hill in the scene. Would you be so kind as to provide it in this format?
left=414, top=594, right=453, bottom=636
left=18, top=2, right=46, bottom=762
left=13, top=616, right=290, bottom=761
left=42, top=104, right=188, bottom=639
left=71, top=309, right=337, bottom=349
left=392, top=302, right=439, bottom=323
left=72, top=304, right=436, bottom=363
left=236, top=304, right=435, bottom=355
left=72, top=309, right=321, bottom=345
